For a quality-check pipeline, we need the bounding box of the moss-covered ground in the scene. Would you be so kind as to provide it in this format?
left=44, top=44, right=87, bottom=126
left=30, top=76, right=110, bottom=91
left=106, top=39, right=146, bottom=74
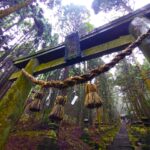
left=5, top=116, right=119, bottom=150
left=128, top=124, right=150, bottom=150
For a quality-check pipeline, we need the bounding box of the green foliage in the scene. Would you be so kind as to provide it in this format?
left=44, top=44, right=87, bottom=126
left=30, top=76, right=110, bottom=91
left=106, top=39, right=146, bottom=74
left=128, top=126, right=150, bottom=149
left=57, top=3, right=91, bottom=38
left=99, top=125, right=119, bottom=149
left=92, top=0, right=132, bottom=14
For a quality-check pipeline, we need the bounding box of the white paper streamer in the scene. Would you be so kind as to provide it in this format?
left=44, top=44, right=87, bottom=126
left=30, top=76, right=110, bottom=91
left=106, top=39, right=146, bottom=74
left=71, top=95, right=78, bottom=105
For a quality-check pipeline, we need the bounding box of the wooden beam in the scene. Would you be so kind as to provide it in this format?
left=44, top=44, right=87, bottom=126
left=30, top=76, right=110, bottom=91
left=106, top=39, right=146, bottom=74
left=9, top=35, right=134, bottom=80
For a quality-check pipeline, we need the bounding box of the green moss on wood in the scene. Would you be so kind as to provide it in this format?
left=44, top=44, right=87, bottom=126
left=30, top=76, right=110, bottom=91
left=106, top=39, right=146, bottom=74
left=84, top=35, right=134, bottom=56
left=35, top=57, right=64, bottom=73
left=0, top=59, right=39, bottom=150
left=9, top=58, right=65, bottom=80
left=9, top=71, right=21, bottom=80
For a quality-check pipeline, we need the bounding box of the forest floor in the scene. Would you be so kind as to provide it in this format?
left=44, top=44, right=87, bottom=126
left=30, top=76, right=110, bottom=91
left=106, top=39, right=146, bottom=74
left=5, top=119, right=119, bottom=150
left=5, top=121, right=92, bottom=150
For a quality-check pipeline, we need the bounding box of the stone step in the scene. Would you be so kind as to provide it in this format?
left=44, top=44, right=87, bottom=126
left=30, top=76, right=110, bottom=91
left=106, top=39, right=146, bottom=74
left=108, top=123, right=132, bottom=150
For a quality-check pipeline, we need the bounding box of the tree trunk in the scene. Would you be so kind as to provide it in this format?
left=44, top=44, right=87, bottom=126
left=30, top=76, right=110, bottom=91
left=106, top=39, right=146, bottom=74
left=130, top=17, right=150, bottom=62
left=0, top=26, right=34, bottom=65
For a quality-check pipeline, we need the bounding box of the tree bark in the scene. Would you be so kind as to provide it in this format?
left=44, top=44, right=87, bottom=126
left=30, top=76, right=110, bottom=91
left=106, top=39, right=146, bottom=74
left=130, top=17, right=150, bottom=62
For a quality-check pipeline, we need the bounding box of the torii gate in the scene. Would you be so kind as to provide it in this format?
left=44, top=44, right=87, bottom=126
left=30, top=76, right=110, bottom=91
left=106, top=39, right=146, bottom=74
left=0, top=4, right=150, bottom=149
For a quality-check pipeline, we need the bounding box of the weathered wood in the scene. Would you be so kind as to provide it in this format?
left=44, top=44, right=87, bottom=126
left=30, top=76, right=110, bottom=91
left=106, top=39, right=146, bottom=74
left=0, top=59, right=38, bottom=150
left=130, top=17, right=150, bottom=62
left=9, top=35, right=134, bottom=80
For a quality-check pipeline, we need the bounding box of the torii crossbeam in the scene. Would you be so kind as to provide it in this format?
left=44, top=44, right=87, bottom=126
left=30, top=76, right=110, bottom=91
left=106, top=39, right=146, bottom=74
left=10, top=3, right=150, bottom=80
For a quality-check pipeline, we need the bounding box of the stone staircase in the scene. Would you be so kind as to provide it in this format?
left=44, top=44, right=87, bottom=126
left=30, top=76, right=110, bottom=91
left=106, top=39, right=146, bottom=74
left=108, top=122, right=133, bottom=150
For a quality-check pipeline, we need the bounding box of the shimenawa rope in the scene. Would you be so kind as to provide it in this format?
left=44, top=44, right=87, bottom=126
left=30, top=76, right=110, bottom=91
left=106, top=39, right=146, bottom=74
left=22, top=29, right=150, bottom=89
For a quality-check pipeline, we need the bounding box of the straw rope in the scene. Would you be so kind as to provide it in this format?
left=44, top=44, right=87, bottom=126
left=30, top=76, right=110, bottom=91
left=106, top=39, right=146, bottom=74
left=22, top=29, right=150, bottom=89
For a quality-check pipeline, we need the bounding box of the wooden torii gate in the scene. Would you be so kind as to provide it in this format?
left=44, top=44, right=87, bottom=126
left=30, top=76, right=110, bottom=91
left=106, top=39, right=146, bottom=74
left=0, top=4, right=150, bottom=149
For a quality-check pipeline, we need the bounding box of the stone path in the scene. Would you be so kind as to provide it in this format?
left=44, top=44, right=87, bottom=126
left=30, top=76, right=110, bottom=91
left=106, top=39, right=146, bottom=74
left=108, top=122, right=133, bottom=150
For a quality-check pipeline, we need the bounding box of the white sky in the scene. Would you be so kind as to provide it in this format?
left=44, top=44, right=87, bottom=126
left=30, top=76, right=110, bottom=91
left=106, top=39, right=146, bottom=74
left=62, top=0, right=150, bottom=27
left=39, top=0, right=150, bottom=36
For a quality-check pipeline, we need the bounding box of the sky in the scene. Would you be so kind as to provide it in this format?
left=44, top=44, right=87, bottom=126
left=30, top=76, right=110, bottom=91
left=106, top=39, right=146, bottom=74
left=39, top=0, right=150, bottom=38
left=62, top=0, right=150, bottom=27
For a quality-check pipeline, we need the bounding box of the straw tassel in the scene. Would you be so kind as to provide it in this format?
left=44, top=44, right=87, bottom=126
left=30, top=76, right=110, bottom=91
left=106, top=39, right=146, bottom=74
left=49, top=96, right=67, bottom=122
left=84, top=83, right=102, bottom=109
left=28, top=92, right=43, bottom=112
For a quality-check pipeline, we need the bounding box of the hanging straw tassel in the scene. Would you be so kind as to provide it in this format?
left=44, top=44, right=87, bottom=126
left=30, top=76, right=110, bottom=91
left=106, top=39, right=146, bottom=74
left=55, top=95, right=67, bottom=105
left=49, top=96, right=67, bottom=122
left=84, top=83, right=103, bottom=109
left=28, top=92, right=43, bottom=112
left=35, top=92, right=43, bottom=99
left=49, top=105, right=64, bottom=121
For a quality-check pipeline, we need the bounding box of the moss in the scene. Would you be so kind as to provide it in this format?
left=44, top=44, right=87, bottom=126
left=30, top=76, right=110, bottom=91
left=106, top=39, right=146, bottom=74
left=9, top=71, right=21, bottom=81
left=9, top=130, right=58, bottom=150
left=35, top=58, right=64, bottom=73
left=128, top=126, right=150, bottom=149
left=0, top=59, right=39, bottom=150
left=99, top=125, right=119, bottom=149
left=14, top=130, right=57, bottom=139
left=10, top=58, right=65, bottom=80
left=80, top=125, right=119, bottom=150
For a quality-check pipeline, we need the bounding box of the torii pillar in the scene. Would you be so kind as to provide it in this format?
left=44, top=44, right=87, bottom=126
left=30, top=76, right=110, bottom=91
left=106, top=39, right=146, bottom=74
left=0, top=59, right=39, bottom=149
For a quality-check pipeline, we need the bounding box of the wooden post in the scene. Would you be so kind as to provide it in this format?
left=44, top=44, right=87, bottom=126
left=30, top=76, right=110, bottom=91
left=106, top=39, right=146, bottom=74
left=0, top=59, right=39, bottom=149
left=129, top=17, right=150, bottom=62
